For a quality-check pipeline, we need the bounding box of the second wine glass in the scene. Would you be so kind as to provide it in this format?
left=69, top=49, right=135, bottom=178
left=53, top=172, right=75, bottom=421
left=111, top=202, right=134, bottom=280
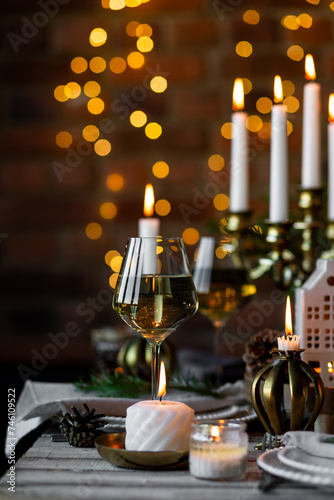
left=192, top=235, right=256, bottom=384
left=112, top=237, right=198, bottom=400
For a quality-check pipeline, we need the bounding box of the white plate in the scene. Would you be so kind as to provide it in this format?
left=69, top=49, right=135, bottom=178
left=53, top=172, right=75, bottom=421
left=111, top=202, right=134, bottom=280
left=278, top=446, right=334, bottom=477
left=258, top=448, right=334, bottom=488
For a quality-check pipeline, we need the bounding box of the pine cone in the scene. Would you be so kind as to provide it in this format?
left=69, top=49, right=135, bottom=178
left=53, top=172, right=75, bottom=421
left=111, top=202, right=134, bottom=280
left=243, top=328, right=279, bottom=377
left=59, top=403, right=107, bottom=447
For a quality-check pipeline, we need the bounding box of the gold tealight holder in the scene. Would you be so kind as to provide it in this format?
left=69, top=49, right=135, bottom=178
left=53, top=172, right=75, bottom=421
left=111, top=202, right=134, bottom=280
left=251, top=348, right=324, bottom=436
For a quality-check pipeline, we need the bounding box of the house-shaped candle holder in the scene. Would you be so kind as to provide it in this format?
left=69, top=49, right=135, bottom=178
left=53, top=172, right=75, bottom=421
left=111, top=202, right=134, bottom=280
left=295, top=258, right=334, bottom=386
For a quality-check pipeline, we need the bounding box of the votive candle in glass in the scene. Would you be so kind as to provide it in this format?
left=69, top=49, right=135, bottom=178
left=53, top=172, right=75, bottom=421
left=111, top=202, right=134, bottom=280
left=189, top=421, right=248, bottom=481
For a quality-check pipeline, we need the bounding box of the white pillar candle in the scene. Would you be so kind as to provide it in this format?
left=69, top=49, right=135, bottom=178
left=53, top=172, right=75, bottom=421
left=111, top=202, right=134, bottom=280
left=125, top=400, right=194, bottom=451
left=301, top=54, right=321, bottom=189
left=229, top=78, right=249, bottom=213
left=269, top=76, right=288, bottom=223
left=328, top=94, right=334, bottom=221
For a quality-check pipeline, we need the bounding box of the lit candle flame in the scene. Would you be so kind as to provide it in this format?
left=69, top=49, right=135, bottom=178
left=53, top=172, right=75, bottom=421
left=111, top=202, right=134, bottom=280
left=232, top=78, right=244, bottom=111
left=158, top=360, right=166, bottom=399
left=274, top=75, right=283, bottom=104
left=211, top=426, right=219, bottom=438
left=285, top=295, right=293, bottom=336
left=305, top=54, right=316, bottom=81
left=143, top=183, right=155, bottom=217
left=329, top=94, right=334, bottom=123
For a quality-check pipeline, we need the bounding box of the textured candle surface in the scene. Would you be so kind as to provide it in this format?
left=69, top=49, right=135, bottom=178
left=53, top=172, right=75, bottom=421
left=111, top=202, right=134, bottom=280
left=189, top=444, right=248, bottom=480
left=125, top=400, right=194, bottom=451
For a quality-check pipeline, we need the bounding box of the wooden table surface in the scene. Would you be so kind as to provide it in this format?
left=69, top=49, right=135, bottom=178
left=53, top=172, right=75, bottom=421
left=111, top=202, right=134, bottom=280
left=0, top=427, right=332, bottom=500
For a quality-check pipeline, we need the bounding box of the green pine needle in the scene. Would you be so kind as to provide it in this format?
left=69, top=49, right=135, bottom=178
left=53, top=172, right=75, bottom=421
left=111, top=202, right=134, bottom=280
left=75, top=371, right=224, bottom=399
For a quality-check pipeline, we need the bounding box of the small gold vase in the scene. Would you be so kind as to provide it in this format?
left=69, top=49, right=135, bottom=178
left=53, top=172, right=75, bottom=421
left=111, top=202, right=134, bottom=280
left=251, top=349, right=324, bottom=435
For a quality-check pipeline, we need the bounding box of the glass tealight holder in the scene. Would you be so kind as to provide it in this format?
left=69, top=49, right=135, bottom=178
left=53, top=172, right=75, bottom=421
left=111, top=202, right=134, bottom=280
left=189, top=420, right=248, bottom=481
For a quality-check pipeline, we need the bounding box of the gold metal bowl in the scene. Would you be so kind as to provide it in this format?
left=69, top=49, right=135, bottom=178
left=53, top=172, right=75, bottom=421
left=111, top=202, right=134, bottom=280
left=95, top=433, right=189, bottom=470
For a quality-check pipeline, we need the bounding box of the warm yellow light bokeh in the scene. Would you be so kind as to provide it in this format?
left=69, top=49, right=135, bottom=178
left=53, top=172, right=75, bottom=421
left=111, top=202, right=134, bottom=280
left=258, top=122, right=271, bottom=140
left=126, top=21, right=140, bottom=36
left=86, top=222, right=102, bottom=239
left=150, top=76, right=168, bottom=93
left=298, top=13, right=312, bottom=28
left=82, top=125, right=100, bottom=142
left=246, top=115, right=263, bottom=132
left=330, top=2, right=334, bottom=11
left=87, top=97, right=105, bottom=115
left=145, top=122, right=162, bottom=139
left=89, top=57, right=107, bottom=73
left=84, top=81, right=101, bottom=98
left=56, top=131, right=73, bottom=148
left=256, top=97, right=272, bottom=114
left=182, top=228, right=200, bottom=245
left=287, top=45, right=304, bottom=61
left=109, top=0, right=125, bottom=9
left=287, top=120, right=293, bottom=135
left=282, top=80, right=295, bottom=97
left=64, top=82, right=81, bottom=99
left=136, top=23, right=153, bottom=37
left=130, top=110, right=147, bottom=127
left=105, top=249, right=121, bottom=266
left=54, top=85, right=69, bottom=102
left=235, top=41, right=253, bottom=57
left=100, top=202, right=117, bottom=219
left=152, top=161, right=169, bottom=178
left=110, top=255, right=123, bottom=272
left=107, top=173, right=124, bottom=191
left=213, top=194, right=230, bottom=211
left=221, top=122, right=234, bottom=139
left=94, top=139, right=111, bottom=156
left=89, top=28, right=107, bottom=47
left=137, top=36, right=154, bottom=53
left=127, top=51, right=145, bottom=68
left=282, top=15, right=300, bottom=30
left=208, top=154, right=225, bottom=171
left=71, top=57, right=88, bottom=74
left=125, top=0, right=141, bottom=6
left=109, top=57, right=127, bottom=74
left=283, top=96, right=300, bottom=114
left=109, top=273, right=119, bottom=288
left=306, top=0, right=319, bottom=4
left=243, top=9, right=260, bottom=25
left=155, top=199, right=171, bottom=216
left=241, top=78, right=252, bottom=94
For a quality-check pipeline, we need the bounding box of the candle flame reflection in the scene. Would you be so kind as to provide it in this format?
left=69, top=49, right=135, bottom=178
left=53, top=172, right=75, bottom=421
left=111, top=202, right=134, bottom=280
left=329, top=94, right=334, bottom=123
left=158, top=361, right=166, bottom=398
left=305, top=54, right=316, bottom=81
left=232, top=78, right=244, bottom=111
left=285, top=295, right=293, bottom=336
left=274, top=75, right=283, bottom=104
left=143, top=183, right=155, bottom=217
left=211, top=426, right=219, bottom=440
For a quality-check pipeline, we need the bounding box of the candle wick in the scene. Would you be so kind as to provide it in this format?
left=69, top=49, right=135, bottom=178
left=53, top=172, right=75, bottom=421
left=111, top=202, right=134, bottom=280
left=159, top=396, right=162, bottom=404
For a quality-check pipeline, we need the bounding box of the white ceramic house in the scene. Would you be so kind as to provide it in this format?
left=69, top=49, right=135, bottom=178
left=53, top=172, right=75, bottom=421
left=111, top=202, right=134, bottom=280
left=295, top=258, right=334, bottom=387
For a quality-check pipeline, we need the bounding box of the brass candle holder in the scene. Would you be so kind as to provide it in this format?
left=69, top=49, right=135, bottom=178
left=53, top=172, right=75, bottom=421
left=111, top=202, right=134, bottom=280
left=321, top=220, right=334, bottom=259
left=226, top=210, right=253, bottom=235
left=251, top=349, right=324, bottom=436
left=250, top=220, right=298, bottom=290
left=293, top=187, right=324, bottom=274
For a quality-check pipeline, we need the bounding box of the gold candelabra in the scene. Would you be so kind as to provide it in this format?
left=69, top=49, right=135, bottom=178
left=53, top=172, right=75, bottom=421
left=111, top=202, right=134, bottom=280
left=293, top=187, right=324, bottom=274
left=250, top=220, right=298, bottom=290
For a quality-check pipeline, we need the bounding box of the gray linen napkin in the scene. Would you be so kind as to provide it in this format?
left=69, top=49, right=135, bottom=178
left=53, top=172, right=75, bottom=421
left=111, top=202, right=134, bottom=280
left=282, top=431, right=334, bottom=459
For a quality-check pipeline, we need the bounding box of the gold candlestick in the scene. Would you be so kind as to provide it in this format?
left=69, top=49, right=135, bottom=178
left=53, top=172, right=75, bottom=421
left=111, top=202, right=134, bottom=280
left=250, top=220, right=298, bottom=290
left=293, top=187, right=324, bottom=274
left=225, top=210, right=252, bottom=235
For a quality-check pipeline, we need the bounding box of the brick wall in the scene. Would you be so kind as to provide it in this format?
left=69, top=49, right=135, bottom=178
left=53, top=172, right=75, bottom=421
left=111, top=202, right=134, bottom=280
left=0, top=0, right=334, bottom=373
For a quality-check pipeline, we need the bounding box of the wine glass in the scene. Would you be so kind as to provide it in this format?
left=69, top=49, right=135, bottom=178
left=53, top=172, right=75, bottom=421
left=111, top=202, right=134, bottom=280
left=192, top=235, right=256, bottom=384
left=112, top=237, right=198, bottom=400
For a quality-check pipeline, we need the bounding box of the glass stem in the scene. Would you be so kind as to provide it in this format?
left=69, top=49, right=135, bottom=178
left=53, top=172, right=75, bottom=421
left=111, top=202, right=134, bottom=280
left=214, top=322, right=224, bottom=386
left=150, top=343, right=161, bottom=400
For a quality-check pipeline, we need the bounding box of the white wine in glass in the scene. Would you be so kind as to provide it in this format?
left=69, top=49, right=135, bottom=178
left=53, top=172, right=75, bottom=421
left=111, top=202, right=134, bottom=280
left=113, top=237, right=198, bottom=399
left=193, top=236, right=256, bottom=383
